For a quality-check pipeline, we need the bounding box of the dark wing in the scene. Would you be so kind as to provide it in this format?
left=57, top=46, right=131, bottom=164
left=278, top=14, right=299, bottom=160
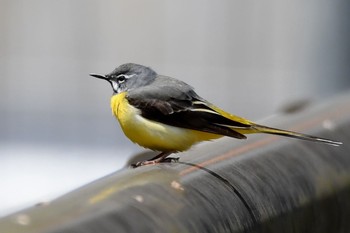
left=127, top=76, right=250, bottom=139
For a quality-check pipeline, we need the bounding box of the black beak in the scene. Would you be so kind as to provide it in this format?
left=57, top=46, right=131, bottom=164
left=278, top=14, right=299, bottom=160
left=90, top=73, right=108, bottom=80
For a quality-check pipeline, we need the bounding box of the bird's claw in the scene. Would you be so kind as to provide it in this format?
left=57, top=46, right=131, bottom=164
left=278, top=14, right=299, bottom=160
left=131, top=157, right=179, bottom=168
left=161, top=157, right=180, bottom=163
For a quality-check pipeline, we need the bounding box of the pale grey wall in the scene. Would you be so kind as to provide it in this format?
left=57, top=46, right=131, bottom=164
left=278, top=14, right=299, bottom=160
left=1, top=0, right=349, bottom=149
left=0, top=0, right=349, bottom=216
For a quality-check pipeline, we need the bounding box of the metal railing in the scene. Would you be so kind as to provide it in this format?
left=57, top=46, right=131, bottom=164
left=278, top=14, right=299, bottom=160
left=1, top=92, right=350, bottom=233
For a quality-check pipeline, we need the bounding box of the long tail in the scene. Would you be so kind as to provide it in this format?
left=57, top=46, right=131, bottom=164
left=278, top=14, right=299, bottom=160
left=251, top=124, right=342, bottom=146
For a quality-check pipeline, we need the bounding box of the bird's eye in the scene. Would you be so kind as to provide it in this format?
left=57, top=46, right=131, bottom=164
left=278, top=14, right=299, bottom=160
left=117, top=75, right=126, bottom=83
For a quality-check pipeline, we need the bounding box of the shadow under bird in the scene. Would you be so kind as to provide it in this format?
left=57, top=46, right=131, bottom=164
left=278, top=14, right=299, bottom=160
left=91, top=63, right=342, bottom=167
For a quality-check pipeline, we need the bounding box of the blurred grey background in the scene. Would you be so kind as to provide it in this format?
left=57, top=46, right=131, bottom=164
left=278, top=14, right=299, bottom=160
left=0, top=0, right=349, bottom=216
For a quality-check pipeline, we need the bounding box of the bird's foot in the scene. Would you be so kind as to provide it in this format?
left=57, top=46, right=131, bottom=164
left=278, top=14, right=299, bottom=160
left=131, top=157, right=179, bottom=168
left=131, top=160, right=158, bottom=168
left=160, top=157, right=180, bottom=163
left=131, top=152, right=178, bottom=168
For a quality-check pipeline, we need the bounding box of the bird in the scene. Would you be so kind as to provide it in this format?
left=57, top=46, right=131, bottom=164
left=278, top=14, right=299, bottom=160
left=90, top=63, right=342, bottom=167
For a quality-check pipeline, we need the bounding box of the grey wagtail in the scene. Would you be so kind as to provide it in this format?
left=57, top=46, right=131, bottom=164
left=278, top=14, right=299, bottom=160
left=90, top=63, right=342, bottom=167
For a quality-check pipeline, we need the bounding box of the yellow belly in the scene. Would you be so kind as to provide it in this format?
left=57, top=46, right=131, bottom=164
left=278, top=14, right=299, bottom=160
left=110, top=92, right=222, bottom=152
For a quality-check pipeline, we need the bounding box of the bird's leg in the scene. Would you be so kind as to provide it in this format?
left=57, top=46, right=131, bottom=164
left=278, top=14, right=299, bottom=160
left=132, top=151, right=175, bottom=167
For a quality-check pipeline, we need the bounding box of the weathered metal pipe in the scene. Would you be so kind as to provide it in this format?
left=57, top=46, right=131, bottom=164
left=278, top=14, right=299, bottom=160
left=1, top=92, right=350, bottom=233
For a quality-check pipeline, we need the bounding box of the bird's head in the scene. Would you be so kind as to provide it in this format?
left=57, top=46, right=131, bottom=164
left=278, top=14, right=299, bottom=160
left=90, top=63, right=157, bottom=93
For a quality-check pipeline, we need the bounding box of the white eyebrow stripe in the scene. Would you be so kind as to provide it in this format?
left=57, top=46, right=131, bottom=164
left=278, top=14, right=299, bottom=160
left=117, top=74, right=136, bottom=79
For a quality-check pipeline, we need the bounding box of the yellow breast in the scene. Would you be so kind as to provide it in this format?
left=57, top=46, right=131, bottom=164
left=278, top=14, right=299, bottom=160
left=110, top=92, right=221, bottom=152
